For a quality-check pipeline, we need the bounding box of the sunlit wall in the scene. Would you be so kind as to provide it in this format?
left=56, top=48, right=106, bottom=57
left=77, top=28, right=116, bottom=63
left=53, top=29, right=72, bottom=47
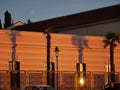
left=0, top=30, right=120, bottom=72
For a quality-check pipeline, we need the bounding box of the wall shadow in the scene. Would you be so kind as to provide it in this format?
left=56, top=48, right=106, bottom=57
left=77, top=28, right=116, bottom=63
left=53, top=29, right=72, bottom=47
left=72, top=35, right=89, bottom=63
left=6, top=30, right=21, bottom=61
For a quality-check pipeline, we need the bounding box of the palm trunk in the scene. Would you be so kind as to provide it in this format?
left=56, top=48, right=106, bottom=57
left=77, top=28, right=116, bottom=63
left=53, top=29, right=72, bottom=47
left=46, top=33, right=51, bottom=85
left=110, top=44, right=115, bottom=82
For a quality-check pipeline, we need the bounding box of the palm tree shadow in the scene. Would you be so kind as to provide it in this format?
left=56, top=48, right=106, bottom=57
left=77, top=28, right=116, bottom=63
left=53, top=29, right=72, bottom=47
left=6, top=30, right=21, bottom=61
left=72, top=35, right=89, bottom=63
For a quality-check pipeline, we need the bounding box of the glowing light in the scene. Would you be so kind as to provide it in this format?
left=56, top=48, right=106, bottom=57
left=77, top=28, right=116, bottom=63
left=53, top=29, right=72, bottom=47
left=79, top=78, right=85, bottom=86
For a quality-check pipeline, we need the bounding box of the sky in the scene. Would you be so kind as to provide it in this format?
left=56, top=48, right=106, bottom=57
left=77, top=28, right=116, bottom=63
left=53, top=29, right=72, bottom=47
left=0, top=0, right=120, bottom=24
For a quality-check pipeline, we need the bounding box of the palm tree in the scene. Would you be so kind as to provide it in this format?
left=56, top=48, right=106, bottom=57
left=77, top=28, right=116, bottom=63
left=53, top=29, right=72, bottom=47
left=103, top=32, right=120, bottom=82
left=43, top=28, right=51, bottom=86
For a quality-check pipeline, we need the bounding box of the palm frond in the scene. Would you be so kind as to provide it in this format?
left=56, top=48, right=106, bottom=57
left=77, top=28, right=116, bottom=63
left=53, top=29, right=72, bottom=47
left=103, top=32, right=120, bottom=48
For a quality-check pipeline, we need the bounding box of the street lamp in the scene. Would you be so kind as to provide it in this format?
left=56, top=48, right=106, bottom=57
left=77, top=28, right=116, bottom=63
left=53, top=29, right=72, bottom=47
left=79, top=77, right=85, bottom=86
left=54, top=46, right=60, bottom=90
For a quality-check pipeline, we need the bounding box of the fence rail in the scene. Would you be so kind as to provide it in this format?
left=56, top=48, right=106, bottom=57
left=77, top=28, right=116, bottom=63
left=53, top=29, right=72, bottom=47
left=0, top=70, right=120, bottom=90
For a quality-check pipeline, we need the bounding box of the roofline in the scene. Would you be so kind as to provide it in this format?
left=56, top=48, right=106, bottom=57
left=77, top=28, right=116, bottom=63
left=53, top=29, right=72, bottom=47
left=13, top=4, right=120, bottom=32
left=54, top=18, right=120, bottom=32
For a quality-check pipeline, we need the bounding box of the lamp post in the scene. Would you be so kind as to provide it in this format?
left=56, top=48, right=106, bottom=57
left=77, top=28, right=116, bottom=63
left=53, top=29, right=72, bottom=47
left=54, top=46, right=60, bottom=90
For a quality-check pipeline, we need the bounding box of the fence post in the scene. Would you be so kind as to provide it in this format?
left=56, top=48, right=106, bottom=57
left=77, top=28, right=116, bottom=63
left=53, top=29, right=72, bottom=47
left=90, top=72, right=94, bottom=90
left=7, top=70, right=11, bottom=90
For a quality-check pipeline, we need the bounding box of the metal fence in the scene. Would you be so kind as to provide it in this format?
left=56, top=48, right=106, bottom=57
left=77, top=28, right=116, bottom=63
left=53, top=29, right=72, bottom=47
left=0, top=70, right=120, bottom=90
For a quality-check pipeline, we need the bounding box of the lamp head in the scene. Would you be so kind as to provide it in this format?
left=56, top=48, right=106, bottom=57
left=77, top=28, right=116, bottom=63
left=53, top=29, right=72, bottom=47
left=54, top=46, right=60, bottom=56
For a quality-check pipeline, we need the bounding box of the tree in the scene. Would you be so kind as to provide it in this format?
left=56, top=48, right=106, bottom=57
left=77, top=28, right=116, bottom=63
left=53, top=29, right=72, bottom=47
left=27, top=19, right=32, bottom=24
left=43, top=28, right=52, bottom=86
left=4, top=10, right=12, bottom=28
left=0, top=19, right=2, bottom=29
left=103, top=32, right=120, bottom=82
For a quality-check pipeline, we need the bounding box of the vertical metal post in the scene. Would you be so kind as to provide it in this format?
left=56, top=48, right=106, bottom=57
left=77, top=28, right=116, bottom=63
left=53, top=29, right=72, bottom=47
left=56, top=55, right=58, bottom=90
left=54, top=46, right=60, bottom=90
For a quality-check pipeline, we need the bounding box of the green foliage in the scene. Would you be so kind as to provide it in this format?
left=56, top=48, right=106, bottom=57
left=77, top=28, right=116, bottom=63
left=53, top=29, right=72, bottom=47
left=103, top=32, right=120, bottom=48
left=0, top=19, right=2, bottom=29
left=0, top=11, right=32, bottom=28
left=103, top=32, right=120, bottom=82
left=4, top=10, right=12, bottom=28
left=27, top=19, right=32, bottom=24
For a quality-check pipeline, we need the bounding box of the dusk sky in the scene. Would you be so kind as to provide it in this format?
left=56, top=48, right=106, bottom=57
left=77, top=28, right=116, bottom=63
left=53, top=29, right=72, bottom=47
left=0, top=0, right=120, bottom=24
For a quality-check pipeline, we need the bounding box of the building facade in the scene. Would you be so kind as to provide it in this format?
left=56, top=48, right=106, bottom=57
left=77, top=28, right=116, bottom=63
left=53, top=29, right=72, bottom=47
left=58, top=18, right=120, bottom=36
left=12, top=5, right=120, bottom=36
left=1, top=4, right=120, bottom=90
left=0, top=30, right=120, bottom=90
left=0, top=30, right=120, bottom=72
